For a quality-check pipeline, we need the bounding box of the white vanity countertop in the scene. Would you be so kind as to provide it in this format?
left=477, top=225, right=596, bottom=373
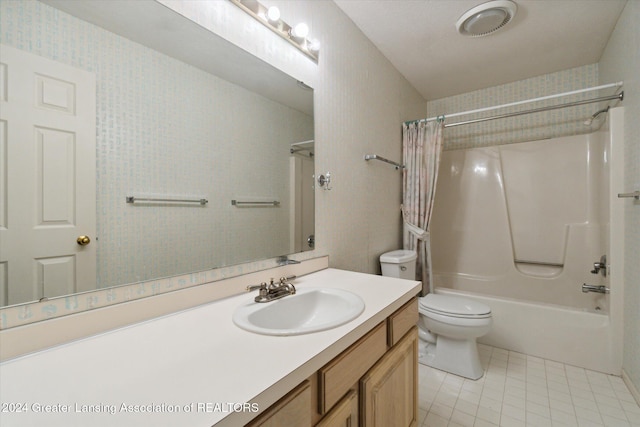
left=0, top=268, right=420, bottom=427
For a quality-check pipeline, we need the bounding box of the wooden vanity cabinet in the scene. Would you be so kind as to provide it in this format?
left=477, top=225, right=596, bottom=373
left=315, top=390, right=358, bottom=427
left=318, top=321, right=388, bottom=413
left=247, top=381, right=311, bottom=427
left=247, top=298, right=418, bottom=427
left=360, top=326, right=418, bottom=427
left=387, top=297, right=419, bottom=346
left=317, top=298, right=418, bottom=427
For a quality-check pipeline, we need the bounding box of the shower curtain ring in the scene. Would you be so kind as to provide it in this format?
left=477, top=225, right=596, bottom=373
left=437, top=115, right=446, bottom=123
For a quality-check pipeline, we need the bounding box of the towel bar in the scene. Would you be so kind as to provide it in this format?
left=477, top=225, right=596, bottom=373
left=617, top=191, right=639, bottom=200
left=126, top=196, right=208, bottom=205
left=514, top=259, right=564, bottom=268
left=231, top=200, right=280, bottom=207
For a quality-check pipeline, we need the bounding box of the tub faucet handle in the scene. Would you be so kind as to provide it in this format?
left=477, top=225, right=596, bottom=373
left=590, top=255, right=607, bottom=277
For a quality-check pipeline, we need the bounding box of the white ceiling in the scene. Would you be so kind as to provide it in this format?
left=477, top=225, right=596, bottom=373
left=334, top=0, right=627, bottom=100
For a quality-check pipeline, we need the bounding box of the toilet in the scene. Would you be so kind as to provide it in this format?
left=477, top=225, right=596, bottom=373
left=380, top=250, right=492, bottom=380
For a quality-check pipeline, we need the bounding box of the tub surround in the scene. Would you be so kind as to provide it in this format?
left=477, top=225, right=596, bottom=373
left=431, top=131, right=611, bottom=310
left=429, top=118, right=624, bottom=376
left=0, top=268, right=420, bottom=426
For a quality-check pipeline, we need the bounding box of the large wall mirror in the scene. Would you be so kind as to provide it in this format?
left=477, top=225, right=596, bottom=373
left=0, top=0, right=315, bottom=312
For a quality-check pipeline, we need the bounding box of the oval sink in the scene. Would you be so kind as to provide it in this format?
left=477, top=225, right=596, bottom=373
left=232, top=288, right=365, bottom=336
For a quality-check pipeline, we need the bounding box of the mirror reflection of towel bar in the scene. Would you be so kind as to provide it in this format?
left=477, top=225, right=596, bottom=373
left=126, top=196, right=208, bottom=205
left=514, top=259, right=564, bottom=267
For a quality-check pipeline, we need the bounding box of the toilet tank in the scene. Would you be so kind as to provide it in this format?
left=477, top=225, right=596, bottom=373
left=380, top=250, right=417, bottom=280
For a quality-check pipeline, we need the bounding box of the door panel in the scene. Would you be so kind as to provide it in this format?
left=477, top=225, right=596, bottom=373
left=0, top=45, right=96, bottom=306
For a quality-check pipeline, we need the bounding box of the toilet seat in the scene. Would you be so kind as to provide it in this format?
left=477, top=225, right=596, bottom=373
left=420, top=294, right=491, bottom=319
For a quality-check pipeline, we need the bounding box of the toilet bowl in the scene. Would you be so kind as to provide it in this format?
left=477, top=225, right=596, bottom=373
left=418, top=293, right=491, bottom=380
left=380, top=250, right=492, bottom=380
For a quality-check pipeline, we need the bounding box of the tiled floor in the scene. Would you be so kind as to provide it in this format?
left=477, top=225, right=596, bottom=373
left=418, top=344, right=640, bottom=427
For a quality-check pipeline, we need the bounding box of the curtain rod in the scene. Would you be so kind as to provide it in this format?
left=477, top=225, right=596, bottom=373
left=444, top=91, right=623, bottom=128
left=404, top=81, right=623, bottom=126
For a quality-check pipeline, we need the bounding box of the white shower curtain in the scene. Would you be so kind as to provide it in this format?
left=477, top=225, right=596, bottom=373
left=402, top=120, right=444, bottom=296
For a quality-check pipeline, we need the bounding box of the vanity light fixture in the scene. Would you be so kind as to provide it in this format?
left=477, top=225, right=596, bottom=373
left=266, top=6, right=280, bottom=22
left=230, top=0, right=319, bottom=62
left=292, top=22, right=309, bottom=39
left=308, top=38, right=321, bottom=53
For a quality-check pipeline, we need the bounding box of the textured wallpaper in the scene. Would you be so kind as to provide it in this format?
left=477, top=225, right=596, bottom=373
left=426, top=64, right=611, bottom=150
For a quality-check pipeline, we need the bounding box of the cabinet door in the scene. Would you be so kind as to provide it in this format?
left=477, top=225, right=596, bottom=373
left=316, top=390, right=358, bottom=427
left=247, top=381, right=311, bottom=427
left=318, top=321, right=387, bottom=413
left=360, top=327, right=418, bottom=427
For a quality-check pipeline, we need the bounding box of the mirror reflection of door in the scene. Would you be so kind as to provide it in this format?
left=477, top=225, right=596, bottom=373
left=300, top=155, right=315, bottom=251
left=0, top=45, right=96, bottom=306
left=289, top=141, right=315, bottom=252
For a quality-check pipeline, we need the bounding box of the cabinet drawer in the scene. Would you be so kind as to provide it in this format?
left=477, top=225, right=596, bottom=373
left=318, top=321, right=387, bottom=414
left=387, top=298, right=419, bottom=346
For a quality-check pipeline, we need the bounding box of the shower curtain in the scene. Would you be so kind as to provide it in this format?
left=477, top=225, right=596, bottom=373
left=402, top=120, right=444, bottom=295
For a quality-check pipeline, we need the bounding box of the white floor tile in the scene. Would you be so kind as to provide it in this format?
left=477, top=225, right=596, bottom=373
left=418, top=345, right=640, bottom=427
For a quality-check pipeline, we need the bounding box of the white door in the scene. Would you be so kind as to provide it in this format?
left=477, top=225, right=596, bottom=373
left=0, top=45, right=96, bottom=306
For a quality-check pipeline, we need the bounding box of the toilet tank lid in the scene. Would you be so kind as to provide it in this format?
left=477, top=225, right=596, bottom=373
left=380, top=250, right=417, bottom=263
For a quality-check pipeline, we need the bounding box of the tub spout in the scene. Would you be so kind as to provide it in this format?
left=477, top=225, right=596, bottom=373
left=582, top=284, right=610, bottom=294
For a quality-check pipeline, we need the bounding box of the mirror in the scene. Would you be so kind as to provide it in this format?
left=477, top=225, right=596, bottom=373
left=0, top=0, right=315, bottom=309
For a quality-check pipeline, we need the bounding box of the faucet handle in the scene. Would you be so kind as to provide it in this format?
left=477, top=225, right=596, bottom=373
left=590, top=255, right=607, bottom=277
left=279, top=275, right=297, bottom=284
left=278, top=276, right=296, bottom=294
left=247, top=282, right=267, bottom=292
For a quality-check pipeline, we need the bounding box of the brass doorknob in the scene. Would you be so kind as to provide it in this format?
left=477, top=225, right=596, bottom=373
left=77, top=235, right=91, bottom=246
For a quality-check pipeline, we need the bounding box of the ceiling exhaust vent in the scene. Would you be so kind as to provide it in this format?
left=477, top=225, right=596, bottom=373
left=456, top=0, right=517, bottom=37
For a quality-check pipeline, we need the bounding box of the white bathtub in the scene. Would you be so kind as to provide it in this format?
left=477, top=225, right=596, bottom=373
left=434, top=287, right=618, bottom=374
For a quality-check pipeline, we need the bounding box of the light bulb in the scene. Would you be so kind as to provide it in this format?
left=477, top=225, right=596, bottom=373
left=308, top=38, right=321, bottom=52
left=266, top=6, right=280, bottom=22
left=293, top=22, right=309, bottom=38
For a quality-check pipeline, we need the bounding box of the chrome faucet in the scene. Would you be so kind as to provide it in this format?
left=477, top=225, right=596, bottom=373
left=590, top=255, right=607, bottom=277
left=582, top=283, right=610, bottom=294
left=247, top=276, right=297, bottom=303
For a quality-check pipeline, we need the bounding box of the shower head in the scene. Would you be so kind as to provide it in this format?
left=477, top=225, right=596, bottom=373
left=583, top=106, right=610, bottom=126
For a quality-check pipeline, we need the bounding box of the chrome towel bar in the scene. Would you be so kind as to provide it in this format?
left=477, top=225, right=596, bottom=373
left=514, top=259, right=564, bottom=268
left=364, top=154, right=405, bottom=170
left=126, top=196, right=208, bottom=205
left=231, top=200, right=280, bottom=207
left=617, top=191, right=639, bottom=200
